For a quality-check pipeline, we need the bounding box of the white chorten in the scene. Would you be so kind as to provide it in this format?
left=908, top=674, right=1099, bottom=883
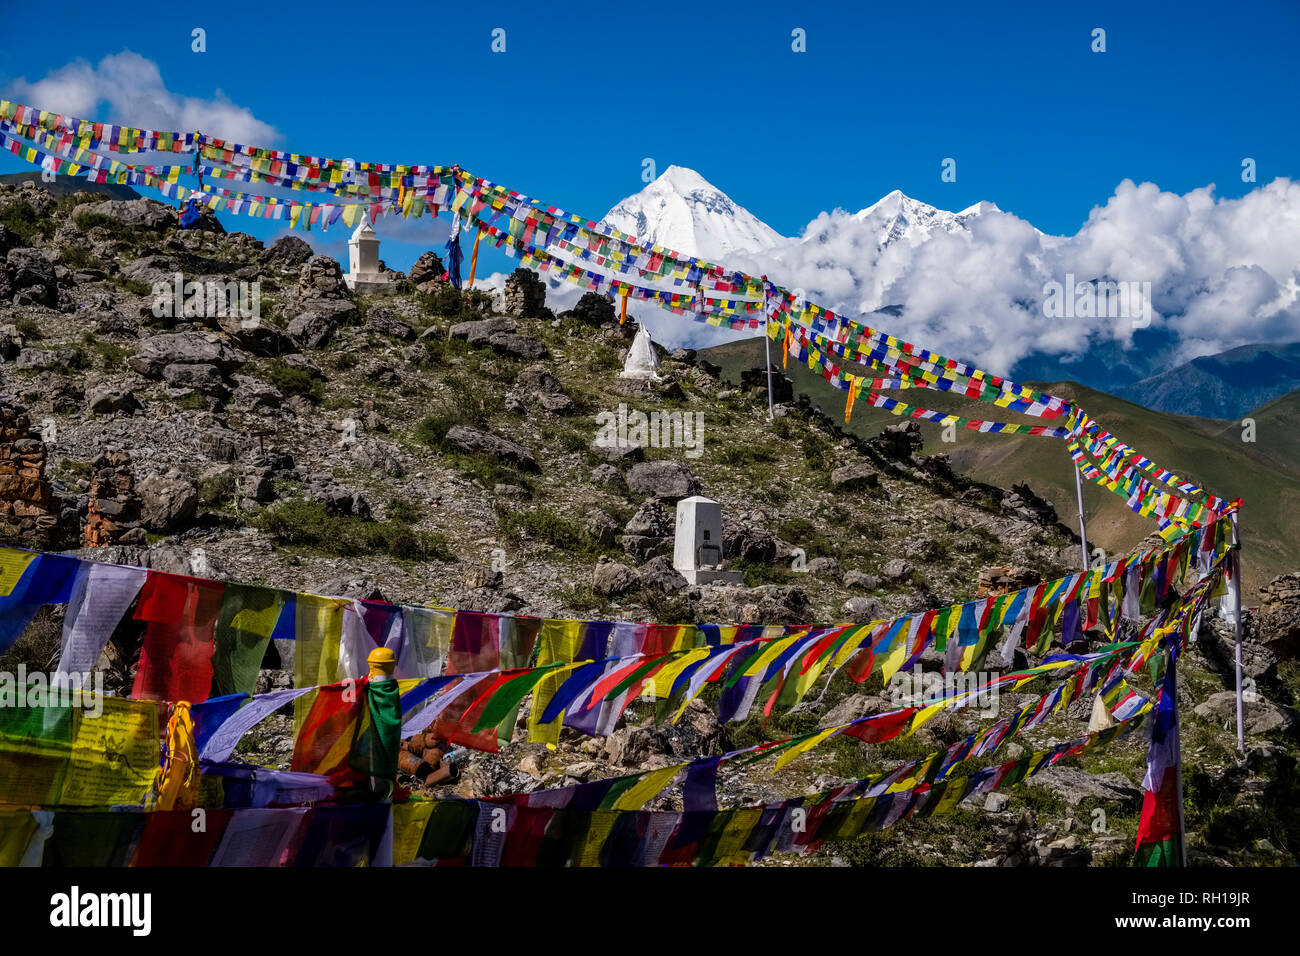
left=344, top=219, right=393, bottom=292
left=620, top=324, right=661, bottom=380
left=673, top=496, right=742, bottom=585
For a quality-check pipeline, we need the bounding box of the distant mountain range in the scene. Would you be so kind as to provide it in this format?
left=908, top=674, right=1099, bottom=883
left=0, top=171, right=140, bottom=201
left=1114, top=341, right=1300, bottom=420
left=602, top=167, right=1300, bottom=420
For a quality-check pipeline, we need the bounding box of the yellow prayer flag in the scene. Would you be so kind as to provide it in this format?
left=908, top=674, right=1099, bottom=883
left=610, top=763, right=686, bottom=811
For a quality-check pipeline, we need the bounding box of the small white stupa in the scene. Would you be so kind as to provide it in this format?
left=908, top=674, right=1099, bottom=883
left=620, top=324, right=661, bottom=380
left=343, top=219, right=394, bottom=293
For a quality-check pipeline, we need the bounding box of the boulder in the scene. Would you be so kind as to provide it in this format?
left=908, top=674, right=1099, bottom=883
left=805, top=556, right=840, bottom=576
left=724, top=520, right=777, bottom=564
left=86, top=386, right=141, bottom=415
left=1031, top=767, right=1143, bottom=807
left=16, top=348, right=77, bottom=371
left=137, top=472, right=199, bottom=533
left=90, top=311, right=139, bottom=337
left=843, top=570, right=880, bottom=591
left=1002, top=483, right=1058, bottom=525
left=591, top=439, right=645, bottom=464
left=567, top=292, right=615, bottom=326
left=488, top=332, right=548, bottom=360
left=605, top=726, right=670, bottom=768
left=161, top=363, right=226, bottom=394
left=843, top=596, right=884, bottom=621
left=448, top=316, right=516, bottom=346
left=128, top=332, right=246, bottom=377
left=0, top=324, right=23, bottom=360
left=822, top=693, right=890, bottom=727
left=73, top=198, right=174, bottom=232
left=260, top=235, right=314, bottom=269
left=5, top=248, right=57, bottom=305
left=831, top=462, right=879, bottom=491
left=365, top=307, right=416, bottom=340
left=583, top=511, right=621, bottom=548
left=1252, top=573, right=1300, bottom=659
left=1194, top=691, right=1296, bottom=735
left=636, top=555, right=687, bottom=593
left=592, top=558, right=638, bottom=597
left=625, top=460, right=699, bottom=500
left=881, top=558, right=914, bottom=584
left=444, top=425, right=538, bottom=472
left=624, top=500, right=672, bottom=538
left=286, top=310, right=338, bottom=348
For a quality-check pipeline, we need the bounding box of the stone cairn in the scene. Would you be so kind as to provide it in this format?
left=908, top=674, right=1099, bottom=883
left=0, top=399, right=59, bottom=540
left=84, top=449, right=146, bottom=547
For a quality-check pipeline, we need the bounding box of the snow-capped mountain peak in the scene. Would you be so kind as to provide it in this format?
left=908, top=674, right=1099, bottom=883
left=847, top=190, right=995, bottom=247
left=600, top=165, right=787, bottom=262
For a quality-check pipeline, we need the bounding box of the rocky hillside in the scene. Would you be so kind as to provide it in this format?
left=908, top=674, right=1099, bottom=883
left=1, top=177, right=1297, bottom=867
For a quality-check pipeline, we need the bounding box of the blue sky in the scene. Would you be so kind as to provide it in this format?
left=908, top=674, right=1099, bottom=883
left=0, top=0, right=1297, bottom=353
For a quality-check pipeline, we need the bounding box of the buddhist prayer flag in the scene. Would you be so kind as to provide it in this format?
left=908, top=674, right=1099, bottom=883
left=1135, top=660, right=1184, bottom=866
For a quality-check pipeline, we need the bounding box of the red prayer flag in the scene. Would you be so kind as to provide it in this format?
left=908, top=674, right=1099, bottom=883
left=132, top=571, right=226, bottom=703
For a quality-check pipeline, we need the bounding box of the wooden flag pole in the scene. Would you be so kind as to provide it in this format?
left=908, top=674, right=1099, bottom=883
left=467, top=225, right=482, bottom=291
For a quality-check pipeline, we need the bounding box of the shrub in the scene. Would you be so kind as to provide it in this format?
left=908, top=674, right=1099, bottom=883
left=13, top=317, right=43, bottom=341
left=255, top=499, right=451, bottom=561
left=495, top=506, right=609, bottom=556
left=0, top=201, right=44, bottom=242
left=265, top=359, right=325, bottom=403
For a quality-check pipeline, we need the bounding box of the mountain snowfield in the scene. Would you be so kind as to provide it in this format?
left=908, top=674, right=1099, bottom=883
left=590, top=167, right=1300, bottom=405
left=600, top=165, right=788, bottom=262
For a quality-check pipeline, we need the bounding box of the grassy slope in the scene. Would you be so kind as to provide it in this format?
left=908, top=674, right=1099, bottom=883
left=702, top=338, right=1300, bottom=600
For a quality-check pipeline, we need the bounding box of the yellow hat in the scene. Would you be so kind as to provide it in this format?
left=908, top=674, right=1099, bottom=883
left=367, top=647, right=398, bottom=678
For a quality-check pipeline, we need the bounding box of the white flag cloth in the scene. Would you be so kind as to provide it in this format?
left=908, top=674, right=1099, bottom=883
left=200, top=687, right=314, bottom=762
left=54, top=562, right=147, bottom=680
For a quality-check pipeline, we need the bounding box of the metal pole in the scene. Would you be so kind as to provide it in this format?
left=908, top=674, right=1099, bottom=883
left=761, top=279, right=775, bottom=421
left=1073, top=465, right=1090, bottom=570
left=763, top=318, right=775, bottom=421
left=1231, top=512, right=1245, bottom=753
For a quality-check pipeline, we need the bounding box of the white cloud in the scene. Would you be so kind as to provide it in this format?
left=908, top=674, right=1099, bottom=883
left=5, top=51, right=278, bottom=145
left=711, top=177, right=1300, bottom=377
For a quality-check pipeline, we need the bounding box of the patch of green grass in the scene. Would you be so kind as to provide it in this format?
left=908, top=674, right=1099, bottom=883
left=13, top=317, right=43, bottom=341
left=198, top=471, right=237, bottom=510
left=496, top=506, right=610, bottom=556
left=80, top=333, right=129, bottom=368
left=255, top=499, right=452, bottom=561
left=386, top=497, right=423, bottom=525
left=58, top=245, right=101, bottom=271
left=0, top=201, right=46, bottom=243
left=73, top=210, right=141, bottom=243
left=265, top=359, right=325, bottom=403
left=111, top=274, right=153, bottom=297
